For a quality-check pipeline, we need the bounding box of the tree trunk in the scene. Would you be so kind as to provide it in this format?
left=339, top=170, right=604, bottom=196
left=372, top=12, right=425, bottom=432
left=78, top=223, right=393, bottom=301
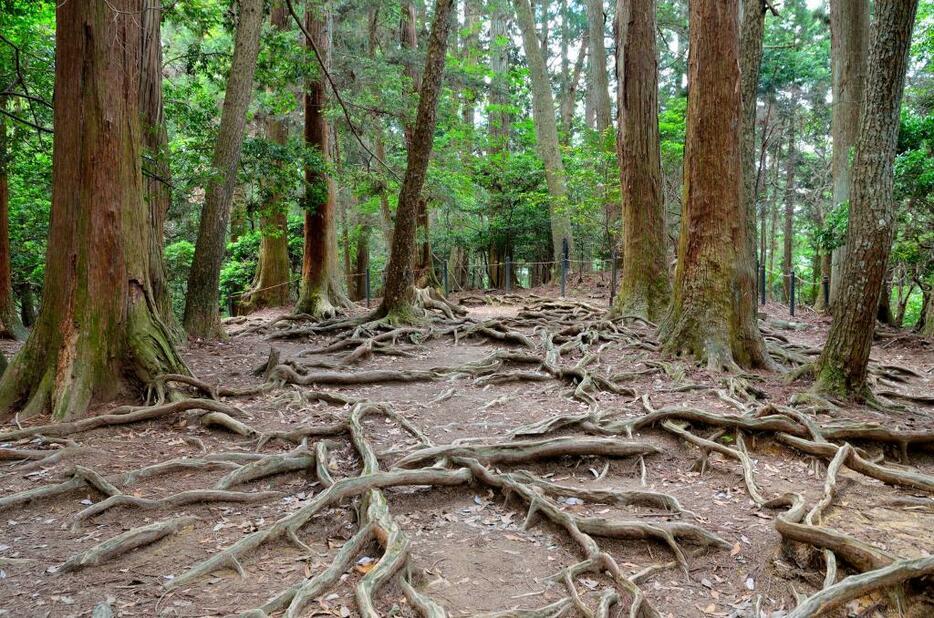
left=140, top=0, right=179, bottom=338
left=917, top=288, right=933, bottom=337
left=0, top=0, right=187, bottom=421
left=587, top=0, right=612, bottom=132
left=400, top=2, right=437, bottom=289
left=740, top=0, right=767, bottom=316
left=489, top=2, right=512, bottom=154
left=658, top=0, right=771, bottom=371
left=378, top=0, right=455, bottom=321
left=0, top=97, right=27, bottom=340
left=239, top=2, right=292, bottom=313
left=514, top=0, right=574, bottom=266
left=560, top=32, right=588, bottom=140
left=183, top=0, right=263, bottom=338
left=781, top=103, right=797, bottom=301
left=816, top=0, right=919, bottom=397
left=828, top=0, right=870, bottom=308
left=612, top=0, right=669, bottom=321
left=296, top=2, right=350, bottom=318
left=15, top=282, right=36, bottom=328
left=352, top=224, right=369, bottom=301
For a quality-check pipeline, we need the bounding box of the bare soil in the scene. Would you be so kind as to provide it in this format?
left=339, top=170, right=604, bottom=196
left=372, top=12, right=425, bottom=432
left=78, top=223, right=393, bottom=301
left=1, top=279, right=932, bottom=618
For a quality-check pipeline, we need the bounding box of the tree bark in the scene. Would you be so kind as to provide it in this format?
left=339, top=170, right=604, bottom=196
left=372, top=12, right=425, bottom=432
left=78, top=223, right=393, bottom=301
left=0, top=97, right=27, bottom=340
left=296, top=1, right=350, bottom=318
left=612, top=0, right=669, bottom=322
left=816, top=0, right=919, bottom=397
left=514, top=0, right=574, bottom=266
left=183, top=0, right=264, bottom=338
left=0, top=0, right=187, bottom=421
left=828, top=0, right=869, bottom=308
left=377, top=0, right=455, bottom=321
left=658, top=0, right=771, bottom=371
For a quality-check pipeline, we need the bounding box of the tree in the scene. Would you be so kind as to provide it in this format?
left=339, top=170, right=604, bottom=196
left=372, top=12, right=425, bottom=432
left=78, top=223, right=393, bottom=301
left=658, top=0, right=771, bottom=371
left=612, top=0, right=669, bottom=321
left=739, top=0, right=773, bottom=314
left=295, top=1, right=351, bottom=318
left=183, top=0, right=264, bottom=338
left=781, top=99, right=798, bottom=301
left=586, top=0, right=612, bottom=132
left=828, top=0, right=869, bottom=308
left=378, top=0, right=455, bottom=321
left=514, top=0, right=574, bottom=267
left=815, top=0, right=919, bottom=397
left=0, top=96, right=27, bottom=340
left=0, top=0, right=187, bottom=421
left=140, top=0, right=178, bottom=337
left=239, top=2, right=293, bottom=313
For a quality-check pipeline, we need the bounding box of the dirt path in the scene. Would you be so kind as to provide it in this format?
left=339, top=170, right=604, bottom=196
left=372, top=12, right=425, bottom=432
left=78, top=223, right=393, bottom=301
left=1, top=285, right=932, bottom=617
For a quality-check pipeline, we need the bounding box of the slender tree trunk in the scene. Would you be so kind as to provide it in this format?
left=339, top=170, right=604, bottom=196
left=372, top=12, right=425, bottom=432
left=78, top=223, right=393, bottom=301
left=296, top=2, right=350, bottom=318
left=489, top=2, right=511, bottom=154
left=877, top=268, right=896, bottom=325
left=140, top=0, right=179, bottom=338
left=0, top=0, right=187, bottom=421
left=0, top=97, right=27, bottom=340
left=514, top=0, right=574, bottom=266
left=353, top=224, right=369, bottom=300
left=917, top=288, right=933, bottom=336
left=612, top=0, right=669, bottom=321
left=401, top=2, right=437, bottom=289
left=828, top=0, right=870, bottom=308
left=658, top=0, right=771, bottom=371
left=740, top=0, right=768, bottom=317
left=240, top=2, right=292, bottom=313
left=781, top=102, right=797, bottom=301
left=183, top=0, right=263, bottom=338
left=378, top=0, right=455, bottom=320
left=816, top=0, right=919, bottom=397
left=560, top=32, right=588, bottom=140
left=15, top=282, right=35, bottom=328
left=587, top=0, right=612, bottom=132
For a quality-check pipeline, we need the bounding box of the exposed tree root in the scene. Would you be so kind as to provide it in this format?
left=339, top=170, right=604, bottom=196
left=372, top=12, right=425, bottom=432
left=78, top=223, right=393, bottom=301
left=786, top=556, right=934, bottom=618
left=55, top=516, right=198, bottom=573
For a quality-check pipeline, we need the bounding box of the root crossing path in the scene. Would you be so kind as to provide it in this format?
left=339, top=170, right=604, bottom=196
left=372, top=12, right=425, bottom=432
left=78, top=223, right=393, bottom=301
left=1, top=292, right=933, bottom=617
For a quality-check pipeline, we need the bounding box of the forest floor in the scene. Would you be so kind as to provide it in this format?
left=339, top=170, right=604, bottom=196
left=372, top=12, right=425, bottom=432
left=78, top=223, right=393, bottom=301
left=1, top=276, right=932, bottom=618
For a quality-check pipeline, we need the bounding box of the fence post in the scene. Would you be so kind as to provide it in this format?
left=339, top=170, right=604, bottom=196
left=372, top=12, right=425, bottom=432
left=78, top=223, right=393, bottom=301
left=364, top=269, right=371, bottom=308
left=561, top=238, right=569, bottom=298
left=822, top=275, right=829, bottom=309
left=759, top=264, right=766, bottom=305
left=789, top=270, right=796, bottom=317
left=442, top=260, right=449, bottom=296
left=609, top=247, right=618, bottom=308
left=505, top=257, right=512, bottom=292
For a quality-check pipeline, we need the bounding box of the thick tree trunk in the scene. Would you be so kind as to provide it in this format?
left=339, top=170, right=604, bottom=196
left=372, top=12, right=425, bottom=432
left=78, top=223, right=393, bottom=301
left=240, top=3, right=292, bottom=313
left=0, top=97, right=27, bottom=340
left=296, top=2, right=350, bottom=318
left=514, top=0, right=574, bottom=266
left=0, top=1, right=187, bottom=421
left=816, top=0, right=918, bottom=397
left=658, top=0, right=771, bottom=371
left=183, top=0, right=263, bottom=338
left=612, top=0, right=669, bottom=321
left=828, top=0, right=869, bottom=308
left=140, top=0, right=179, bottom=338
left=740, top=0, right=767, bottom=316
left=378, top=0, right=455, bottom=321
